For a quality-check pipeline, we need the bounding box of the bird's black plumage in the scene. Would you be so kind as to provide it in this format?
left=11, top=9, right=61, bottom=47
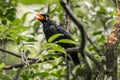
left=37, top=14, right=80, bottom=65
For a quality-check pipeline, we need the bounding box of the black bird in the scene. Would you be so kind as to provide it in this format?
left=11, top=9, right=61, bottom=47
left=36, top=14, right=80, bottom=65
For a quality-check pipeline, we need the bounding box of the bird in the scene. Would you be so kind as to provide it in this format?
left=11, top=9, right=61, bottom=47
left=35, top=14, right=80, bottom=65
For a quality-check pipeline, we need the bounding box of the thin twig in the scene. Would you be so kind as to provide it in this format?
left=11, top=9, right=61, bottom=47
left=47, top=4, right=50, bottom=14
left=113, top=0, right=117, bottom=7
left=65, top=0, right=70, bottom=80
left=3, top=57, right=54, bottom=70
left=12, top=69, right=21, bottom=80
left=0, top=47, right=37, bottom=61
left=1, top=39, right=6, bottom=63
left=86, top=34, right=100, bottom=52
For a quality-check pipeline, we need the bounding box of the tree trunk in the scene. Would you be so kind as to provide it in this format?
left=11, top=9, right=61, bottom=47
left=105, top=22, right=120, bottom=80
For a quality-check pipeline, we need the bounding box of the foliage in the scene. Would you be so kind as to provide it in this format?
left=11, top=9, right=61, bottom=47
left=18, top=0, right=59, bottom=5
left=0, top=0, right=119, bottom=80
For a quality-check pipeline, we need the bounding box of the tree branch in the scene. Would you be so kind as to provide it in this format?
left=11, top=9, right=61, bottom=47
left=112, top=0, right=117, bottom=7
left=2, top=47, right=103, bottom=71
left=60, top=0, right=92, bottom=79
left=60, top=1, right=86, bottom=52
left=3, top=57, right=54, bottom=70
left=0, top=47, right=37, bottom=61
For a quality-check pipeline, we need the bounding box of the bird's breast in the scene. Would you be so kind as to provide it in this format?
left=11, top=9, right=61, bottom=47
left=43, top=25, right=58, bottom=41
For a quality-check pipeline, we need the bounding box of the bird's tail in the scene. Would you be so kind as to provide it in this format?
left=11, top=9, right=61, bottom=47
left=70, top=52, right=80, bottom=65
left=55, top=52, right=80, bottom=65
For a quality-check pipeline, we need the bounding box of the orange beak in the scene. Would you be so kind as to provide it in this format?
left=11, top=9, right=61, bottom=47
left=36, top=14, right=44, bottom=20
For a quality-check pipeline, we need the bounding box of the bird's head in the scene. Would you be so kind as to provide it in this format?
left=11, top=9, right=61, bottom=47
left=35, top=14, right=49, bottom=23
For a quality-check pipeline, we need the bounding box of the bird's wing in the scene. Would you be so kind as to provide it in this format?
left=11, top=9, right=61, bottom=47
left=57, top=26, right=73, bottom=40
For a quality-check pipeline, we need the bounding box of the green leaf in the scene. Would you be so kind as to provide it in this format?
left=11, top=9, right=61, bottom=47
left=12, top=18, right=22, bottom=26
left=27, top=38, right=37, bottom=42
left=44, top=50, right=57, bottom=58
left=17, top=26, right=29, bottom=32
left=0, top=26, right=8, bottom=32
left=92, top=31, right=102, bottom=35
left=22, top=12, right=33, bottom=24
left=12, top=0, right=18, bottom=4
left=1, top=19, right=7, bottom=25
left=0, top=63, right=5, bottom=70
left=97, top=35, right=106, bottom=42
left=97, top=7, right=106, bottom=14
left=7, top=15, right=15, bottom=22
left=34, top=72, right=49, bottom=77
left=43, top=43, right=66, bottom=54
left=58, top=39, right=78, bottom=45
left=55, top=57, right=63, bottom=65
left=6, top=8, right=16, bottom=21
left=48, top=33, right=63, bottom=43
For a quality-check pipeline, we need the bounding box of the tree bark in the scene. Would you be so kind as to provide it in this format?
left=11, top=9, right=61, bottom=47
left=105, top=22, right=120, bottom=80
